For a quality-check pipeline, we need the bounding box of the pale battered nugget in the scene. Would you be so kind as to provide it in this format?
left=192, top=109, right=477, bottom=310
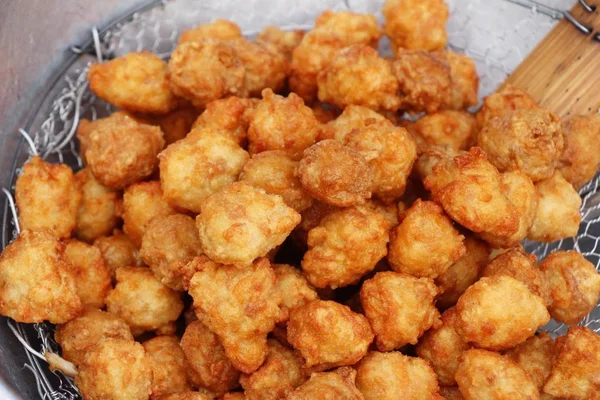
left=247, top=89, right=321, bottom=160
left=388, top=200, right=465, bottom=278
left=15, top=156, right=81, bottom=238
left=178, top=19, right=242, bottom=43
left=383, top=0, right=449, bottom=51
left=392, top=49, right=451, bottom=113
left=0, top=229, right=81, bottom=323
left=188, top=257, right=281, bottom=373
left=476, top=84, right=538, bottom=127
left=406, top=110, right=478, bottom=154
left=240, top=339, right=307, bottom=400
left=360, top=271, right=440, bottom=351
left=324, top=105, right=387, bottom=142
left=159, top=129, right=249, bottom=214
left=539, top=250, right=600, bottom=325
left=106, top=267, right=183, bottom=335
left=196, top=182, right=300, bottom=266
left=89, top=51, right=176, bottom=114
left=446, top=51, right=479, bottom=110
left=151, top=107, right=199, bottom=145
left=287, top=300, right=373, bottom=370
left=455, top=349, right=539, bottom=400
left=143, top=335, right=191, bottom=398
left=180, top=321, right=240, bottom=395
left=505, top=333, right=555, bottom=391
left=168, top=39, right=246, bottom=109
left=191, top=96, right=256, bottom=145
left=355, top=351, right=443, bottom=400
left=257, top=26, right=304, bottom=59
left=543, top=326, right=600, bottom=399
left=301, top=204, right=391, bottom=289
left=240, top=151, right=313, bottom=212
left=559, top=114, right=600, bottom=189
left=317, top=45, right=400, bottom=111
left=75, top=339, right=152, bottom=400
left=94, top=229, right=143, bottom=277
left=85, top=113, right=165, bottom=189
left=55, top=308, right=133, bottom=366
left=287, top=367, right=364, bottom=400
left=527, top=171, right=582, bottom=242
left=455, top=275, right=550, bottom=350
left=272, top=264, right=318, bottom=322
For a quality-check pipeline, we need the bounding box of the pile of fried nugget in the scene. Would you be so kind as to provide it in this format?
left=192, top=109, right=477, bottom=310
left=2, top=0, right=600, bottom=399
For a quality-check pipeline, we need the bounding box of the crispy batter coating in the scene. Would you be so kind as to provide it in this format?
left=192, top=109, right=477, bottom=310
left=355, top=351, right=443, bottom=400
left=324, top=105, right=387, bottom=142
left=257, top=26, right=304, bottom=59
left=85, top=113, right=165, bottom=189
left=168, top=39, right=246, bottom=109
left=447, top=51, right=479, bottom=110
left=505, top=333, right=555, bottom=391
left=89, top=51, right=176, bottom=114
left=55, top=308, right=133, bottom=366
left=188, top=257, right=281, bottom=373
left=360, top=271, right=440, bottom=351
left=272, top=264, right=318, bottom=322
left=180, top=321, right=240, bottom=395
left=106, top=267, right=183, bottom=335
left=196, top=182, right=300, bottom=266
left=388, top=199, right=465, bottom=278
left=317, top=45, right=400, bottom=111
left=222, top=394, right=246, bottom=400
left=527, top=171, right=582, bottom=242
left=383, top=0, right=449, bottom=51
left=287, top=300, right=373, bottom=370
left=77, top=118, right=101, bottom=162
left=392, top=49, right=451, bottom=113
left=406, top=110, right=478, bottom=154
left=455, top=275, right=550, bottom=350
left=0, top=229, right=81, bottom=323
left=539, top=250, right=600, bottom=325
left=191, top=97, right=256, bottom=146
left=559, top=114, right=600, bottom=189
left=247, top=89, right=321, bottom=160
left=94, top=229, right=143, bottom=277
left=75, top=338, right=152, bottom=400
left=287, top=367, right=364, bottom=400
left=151, top=108, right=199, bottom=145
left=178, top=20, right=243, bottom=43
left=240, top=151, right=313, bottom=212
left=160, top=392, right=212, bottom=400
left=240, top=339, right=307, bottom=400
left=455, top=349, right=539, bottom=400
left=143, top=335, right=191, bottom=398
left=543, top=326, right=600, bottom=399
left=301, top=204, right=391, bottom=289
left=413, top=146, right=457, bottom=182
left=476, top=84, right=538, bottom=127
left=15, top=156, right=81, bottom=238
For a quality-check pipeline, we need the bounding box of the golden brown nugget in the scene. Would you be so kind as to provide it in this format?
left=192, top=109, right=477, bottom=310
left=476, top=84, right=538, bottom=127
left=140, top=214, right=203, bottom=291
left=543, top=326, right=600, bottom=399
left=324, top=105, right=387, bottom=142
left=360, top=271, right=440, bottom=351
left=168, top=39, right=246, bottom=109
left=287, top=300, right=373, bottom=370
left=439, top=386, right=465, bottom=400
left=188, top=257, right=281, bottom=373
left=477, top=108, right=563, bottom=182
left=143, top=335, right=191, bottom=398
left=287, top=367, right=364, bottom=400
left=191, top=96, right=256, bottom=146
left=63, top=239, right=111, bottom=309
left=0, top=229, right=81, bottom=323
left=355, top=351, right=443, bottom=400
left=455, top=276, right=550, bottom=350
left=559, top=114, right=600, bottom=189
left=455, top=349, right=539, bottom=400
left=160, top=392, right=212, bottom=400
left=257, top=26, right=304, bottom=59
left=89, top=51, right=176, bottom=114
left=196, top=182, right=300, bottom=266
left=247, top=89, right=321, bottom=160
left=75, top=339, right=152, bottom=400
left=539, top=250, right=600, bottom=325
left=446, top=51, right=479, bottom=110
left=240, top=339, right=307, bottom=400
left=178, top=20, right=243, bottom=43
left=77, top=118, right=101, bottom=162
left=15, top=156, right=81, bottom=238
left=527, top=171, right=582, bottom=242
left=272, top=264, right=318, bottom=322
left=388, top=199, right=465, bottom=278
left=151, top=107, right=199, bottom=145
left=240, top=151, right=313, bottom=212
left=106, top=267, right=183, bottom=336
left=406, top=110, right=478, bottom=154
left=94, top=229, right=143, bottom=277
left=291, top=200, right=340, bottom=247
left=222, top=394, right=246, bottom=400
left=505, top=333, right=555, bottom=391
left=181, top=321, right=240, bottom=395
left=413, top=146, right=457, bottom=182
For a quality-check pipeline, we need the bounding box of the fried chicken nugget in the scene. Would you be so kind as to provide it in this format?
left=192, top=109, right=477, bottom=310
left=89, top=51, right=176, bottom=114
left=360, top=271, right=440, bottom=351
left=143, top=335, right=192, bottom=398
left=257, top=26, right=304, bottom=59
left=106, top=267, right=183, bottom=336
left=15, top=156, right=81, bottom=238
left=543, top=326, right=600, bottom=399
left=558, top=114, right=600, bottom=189
left=475, top=84, right=538, bottom=127
left=272, top=264, right=318, bottom=322
left=94, top=229, right=143, bottom=277
left=455, top=349, right=539, bottom=400
left=287, top=367, right=364, bottom=400
left=160, top=392, right=212, bottom=400
left=0, top=229, right=81, bottom=323
left=505, top=333, right=555, bottom=391
left=151, top=108, right=199, bottom=145
left=188, top=257, right=281, bottom=373
left=455, top=275, right=550, bottom=350
left=240, top=339, right=307, bottom=400
left=178, top=20, right=243, bottom=43
left=180, top=321, right=240, bottom=395
left=168, top=39, right=246, bottom=109
left=355, top=351, right=443, bottom=400
left=324, top=105, right=387, bottom=142
left=446, top=51, right=479, bottom=110
left=222, top=394, right=246, bottom=400
left=191, top=97, right=256, bottom=146
left=539, top=251, right=600, bottom=325
left=301, top=204, right=391, bottom=289
left=406, top=110, right=478, bottom=154
left=196, top=182, right=300, bottom=266
left=75, top=338, right=152, bottom=400
left=527, top=171, right=582, bottom=242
